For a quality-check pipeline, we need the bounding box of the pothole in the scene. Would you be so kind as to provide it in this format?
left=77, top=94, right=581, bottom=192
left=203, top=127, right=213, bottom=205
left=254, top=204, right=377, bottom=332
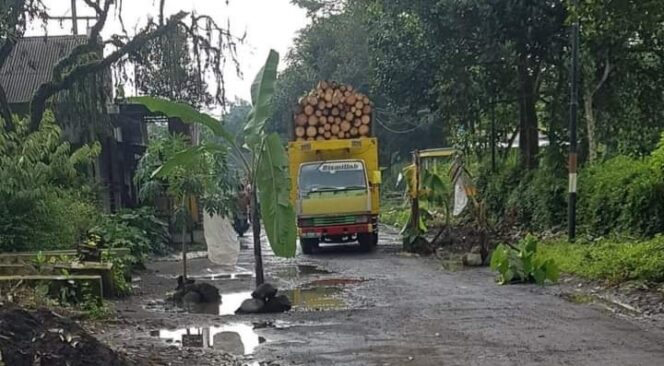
left=274, top=264, right=333, bottom=280
left=151, top=323, right=264, bottom=355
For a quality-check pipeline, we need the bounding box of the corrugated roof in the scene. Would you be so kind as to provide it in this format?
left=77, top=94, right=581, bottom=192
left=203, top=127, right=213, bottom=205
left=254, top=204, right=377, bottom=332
left=0, top=35, right=89, bottom=104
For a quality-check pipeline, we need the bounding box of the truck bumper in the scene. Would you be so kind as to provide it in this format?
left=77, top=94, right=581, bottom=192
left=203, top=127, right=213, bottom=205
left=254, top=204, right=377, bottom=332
left=299, top=223, right=374, bottom=238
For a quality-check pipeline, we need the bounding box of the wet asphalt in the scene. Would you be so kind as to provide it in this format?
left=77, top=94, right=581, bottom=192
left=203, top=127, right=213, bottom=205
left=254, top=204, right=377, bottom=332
left=103, top=226, right=664, bottom=366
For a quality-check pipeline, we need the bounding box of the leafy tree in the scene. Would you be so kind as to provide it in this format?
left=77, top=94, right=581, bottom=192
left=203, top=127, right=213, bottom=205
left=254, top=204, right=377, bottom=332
left=131, top=24, right=213, bottom=108
left=0, top=0, right=242, bottom=134
left=132, top=50, right=296, bottom=285
left=0, top=111, right=100, bottom=251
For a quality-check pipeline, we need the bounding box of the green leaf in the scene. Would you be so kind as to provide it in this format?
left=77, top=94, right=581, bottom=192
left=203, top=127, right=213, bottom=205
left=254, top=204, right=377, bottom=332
left=256, top=133, right=296, bottom=257
left=532, top=268, right=546, bottom=285
left=244, top=50, right=280, bottom=149
left=129, top=96, right=235, bottom=145
left=545, top=259, right=560, bottom=283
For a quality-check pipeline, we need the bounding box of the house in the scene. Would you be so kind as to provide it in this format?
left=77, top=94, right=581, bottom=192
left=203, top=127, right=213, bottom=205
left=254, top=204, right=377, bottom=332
left=0, top=35, right=194, bottom=212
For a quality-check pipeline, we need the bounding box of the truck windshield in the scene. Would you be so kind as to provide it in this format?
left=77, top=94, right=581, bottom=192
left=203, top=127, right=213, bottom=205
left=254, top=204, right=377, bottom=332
left=299, top=161, right=367, bottom=194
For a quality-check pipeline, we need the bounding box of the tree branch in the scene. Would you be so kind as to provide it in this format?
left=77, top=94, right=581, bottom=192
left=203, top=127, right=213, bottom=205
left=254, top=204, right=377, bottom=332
left=592, top=57, right=611, bottom=97
left=53, top=0, right=114, bottom=81
left=0, top=0, right=29, bottom=131
left=29, top=11, right=188, bottom=131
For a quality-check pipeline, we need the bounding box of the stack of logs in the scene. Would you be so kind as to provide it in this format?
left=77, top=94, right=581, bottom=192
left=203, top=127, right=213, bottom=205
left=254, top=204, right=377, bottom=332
left=293, top=81, right=373, bottom=141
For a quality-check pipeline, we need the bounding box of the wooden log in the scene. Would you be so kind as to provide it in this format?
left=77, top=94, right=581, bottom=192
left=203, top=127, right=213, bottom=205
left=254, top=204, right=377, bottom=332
left=331, top=107, right=339, bottom=116
left=315, top=110, right=322, bottom=117
left=324, top=123, right=331, bottom=131
left=362, top=105, right=372, bottom=114
left=327, top=116, right=334, bottom=123
left=316, top=135, right=325, bottom=141
left=304, top=105, right=314, bottom=116
left=324, top=131, right=332, bottom=139
left=318, top=126, right=325, bottom=135
left=338, top=131, right=346, bottom=139
left=295, top=126, right=305, bottom=137
left=318, top=100, right=326, bottom=110
left=295, top=114, right=308, bottom=126
left=331, top=124, right=340, bottom=134
left=355, top=101, right=364, bottom=110
left=308, top=115, right=319, bottom=126
left=334, top=117, right=342, bottom=124
left=340, top=121, right=351, bottom=132
left=306, top=126, right=317, bottom=137
left=326, top=102, right=333, bottom=108
left=359, top=124, right=370, bottom=136
left=355, top=109, right=362, bottom=117
left=346, top=95, right=357, bottom=106
left=361, top=115, right=371, bottom=124
left=350, top=127, right=359, bottom=137
left=345, top=112, right=354, bottom=121
left=353, top=119, right=362, bottom=128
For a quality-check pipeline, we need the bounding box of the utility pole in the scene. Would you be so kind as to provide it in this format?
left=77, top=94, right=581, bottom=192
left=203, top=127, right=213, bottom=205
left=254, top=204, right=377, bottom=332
left=70, top=0, right=78, bottom=35
left=49, top=1, right=97, bottom=36
left=568, top=0, right=580, bottom=241
left=490, top=97, right=496, bottom=172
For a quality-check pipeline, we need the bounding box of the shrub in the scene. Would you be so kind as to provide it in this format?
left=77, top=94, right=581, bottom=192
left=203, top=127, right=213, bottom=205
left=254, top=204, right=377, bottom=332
left=490, top=235, right=559, bottom=285
left=90, top=207, right=171, bottom=267
left=578, top=155, right=664, bottom=237
left=0, top=113, right=100, bottom=252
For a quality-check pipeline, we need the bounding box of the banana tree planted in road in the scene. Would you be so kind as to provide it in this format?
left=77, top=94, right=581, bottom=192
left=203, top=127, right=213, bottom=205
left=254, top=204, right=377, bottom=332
left=130, top=50, right=296, bottom=285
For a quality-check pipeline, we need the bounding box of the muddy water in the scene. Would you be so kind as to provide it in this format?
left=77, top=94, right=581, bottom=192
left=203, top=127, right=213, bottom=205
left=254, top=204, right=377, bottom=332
left=152, top=323, right=262, bottom=355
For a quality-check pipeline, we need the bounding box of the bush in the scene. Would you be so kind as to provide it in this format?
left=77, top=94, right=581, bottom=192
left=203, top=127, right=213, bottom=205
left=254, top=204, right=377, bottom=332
left=538, top=236, right=664, bottom=283
left=478, top=150, right=567, bottom=231
left=0, top=189, right=100, bottom=252
left=578, top=155, right=664, bottom=237
left=0, top=113, right=100, bottom=252
left=90, top=207, right=171, bottom=267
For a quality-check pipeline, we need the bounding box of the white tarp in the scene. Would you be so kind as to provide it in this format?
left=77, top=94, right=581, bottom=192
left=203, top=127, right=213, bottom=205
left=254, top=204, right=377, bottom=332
left=453, top=177, right=468, bottom=216
left=204, top=213, right=240, bottom=266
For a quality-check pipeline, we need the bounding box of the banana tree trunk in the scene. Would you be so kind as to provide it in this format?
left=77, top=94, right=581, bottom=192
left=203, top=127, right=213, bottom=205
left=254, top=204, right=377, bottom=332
left=181, top=199, right=188, bottom=279
left=250, top=189, right=265, bottom=286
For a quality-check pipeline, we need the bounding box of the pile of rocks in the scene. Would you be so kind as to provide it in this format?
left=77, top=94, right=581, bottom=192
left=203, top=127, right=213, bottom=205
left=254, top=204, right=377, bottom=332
left=236, top=283, right=292, bottom=314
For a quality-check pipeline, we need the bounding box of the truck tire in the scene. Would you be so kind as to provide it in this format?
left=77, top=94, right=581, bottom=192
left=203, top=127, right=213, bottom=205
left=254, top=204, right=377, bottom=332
left=301, top=238, right=319, bottom=254
left=358, top=233, right=377, bottom=252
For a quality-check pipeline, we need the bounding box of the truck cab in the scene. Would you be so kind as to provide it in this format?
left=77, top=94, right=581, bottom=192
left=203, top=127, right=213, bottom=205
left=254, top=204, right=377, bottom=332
left=288, top=138, right=380, bottom=253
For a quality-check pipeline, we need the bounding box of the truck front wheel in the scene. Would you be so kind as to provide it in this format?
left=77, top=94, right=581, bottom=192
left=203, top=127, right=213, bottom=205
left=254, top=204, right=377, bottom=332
left=358, top=233, right=378, bottom=252
left=300, top=238, right=319, bottom=254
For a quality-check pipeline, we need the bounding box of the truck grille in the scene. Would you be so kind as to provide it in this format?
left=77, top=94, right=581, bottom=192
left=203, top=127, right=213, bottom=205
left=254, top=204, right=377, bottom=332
left=312, top=216, right=355, bottom=226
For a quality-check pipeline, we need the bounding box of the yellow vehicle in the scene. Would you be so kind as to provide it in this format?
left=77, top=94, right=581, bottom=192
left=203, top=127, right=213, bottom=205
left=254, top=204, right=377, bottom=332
left=288, top=138, right=381, bottom=254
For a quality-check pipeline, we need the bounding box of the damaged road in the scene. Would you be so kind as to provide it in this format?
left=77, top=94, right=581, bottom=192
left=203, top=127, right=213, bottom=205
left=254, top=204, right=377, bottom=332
left=101, top=227, right=664, bottom=365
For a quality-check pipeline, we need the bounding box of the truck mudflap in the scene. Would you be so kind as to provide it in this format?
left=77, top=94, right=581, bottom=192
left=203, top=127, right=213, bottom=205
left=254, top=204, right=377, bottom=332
left=299, top=223, right=374, bottom=238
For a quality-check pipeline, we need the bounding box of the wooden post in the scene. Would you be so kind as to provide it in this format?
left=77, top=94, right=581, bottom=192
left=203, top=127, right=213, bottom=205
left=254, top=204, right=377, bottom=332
left=410, top=150, right=421, bottom=234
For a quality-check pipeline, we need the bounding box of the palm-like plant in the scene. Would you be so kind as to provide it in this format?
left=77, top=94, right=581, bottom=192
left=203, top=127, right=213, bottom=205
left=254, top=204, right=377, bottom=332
left=131, top=50, right=296, bottom=285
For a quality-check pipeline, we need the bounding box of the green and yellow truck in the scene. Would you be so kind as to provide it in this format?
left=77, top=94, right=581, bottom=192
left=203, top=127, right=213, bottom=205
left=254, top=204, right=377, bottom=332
left=288, top=138, right=381, bottom=254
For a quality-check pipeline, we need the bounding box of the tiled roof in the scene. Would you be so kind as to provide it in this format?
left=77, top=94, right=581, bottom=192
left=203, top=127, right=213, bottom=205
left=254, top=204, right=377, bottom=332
left=0, top=35, right=88, bottom=104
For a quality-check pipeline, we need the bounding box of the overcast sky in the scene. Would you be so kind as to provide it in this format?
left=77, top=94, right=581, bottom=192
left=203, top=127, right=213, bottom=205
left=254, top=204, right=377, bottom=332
left=26, top=0, right=309, bottom=102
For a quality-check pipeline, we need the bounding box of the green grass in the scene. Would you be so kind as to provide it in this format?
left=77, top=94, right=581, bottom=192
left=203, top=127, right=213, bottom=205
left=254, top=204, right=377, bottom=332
left=538, top=235, right=664, bottom=284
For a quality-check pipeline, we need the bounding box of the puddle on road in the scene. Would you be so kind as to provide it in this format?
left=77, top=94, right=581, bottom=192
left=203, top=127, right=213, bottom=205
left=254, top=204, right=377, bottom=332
left=152, top=323, right=262, bottom=355
left=275, top=264, right=333, bottom=280
left=306, top=278, right=365, bottom=286
left=147, top=286, right=347, bottom=315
